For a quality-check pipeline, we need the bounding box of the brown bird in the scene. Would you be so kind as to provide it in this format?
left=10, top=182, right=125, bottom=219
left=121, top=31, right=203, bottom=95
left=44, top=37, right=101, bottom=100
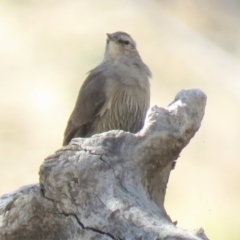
left=63, top=31, right=151, bottom=146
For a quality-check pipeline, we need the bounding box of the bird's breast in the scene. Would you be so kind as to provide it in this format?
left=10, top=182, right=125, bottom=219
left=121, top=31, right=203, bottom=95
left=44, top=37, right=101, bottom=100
left=109, top=58, right=151, bottom=89
left=97, top=80, right=150, bottom=133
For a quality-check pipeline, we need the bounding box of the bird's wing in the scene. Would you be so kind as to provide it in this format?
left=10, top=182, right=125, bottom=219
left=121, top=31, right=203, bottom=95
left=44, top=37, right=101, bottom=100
left=63, top=67, right=108, bottom=145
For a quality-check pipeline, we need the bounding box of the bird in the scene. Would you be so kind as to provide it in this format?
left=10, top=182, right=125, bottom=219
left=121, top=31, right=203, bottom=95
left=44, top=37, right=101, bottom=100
left=63, top=31, right=151, bottom=146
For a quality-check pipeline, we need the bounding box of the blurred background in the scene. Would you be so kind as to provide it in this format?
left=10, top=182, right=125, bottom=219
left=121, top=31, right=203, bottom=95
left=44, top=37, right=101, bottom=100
left=0, top=0, right=239, bottom=239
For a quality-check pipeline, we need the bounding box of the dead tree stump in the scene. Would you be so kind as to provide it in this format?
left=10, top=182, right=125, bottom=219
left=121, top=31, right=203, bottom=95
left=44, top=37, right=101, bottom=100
left=0, top=89, right=209, bottom=240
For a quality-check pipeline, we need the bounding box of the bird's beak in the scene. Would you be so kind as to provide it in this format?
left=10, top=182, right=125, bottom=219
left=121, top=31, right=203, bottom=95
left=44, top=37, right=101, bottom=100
left=106, top=33, right=115, bottom=42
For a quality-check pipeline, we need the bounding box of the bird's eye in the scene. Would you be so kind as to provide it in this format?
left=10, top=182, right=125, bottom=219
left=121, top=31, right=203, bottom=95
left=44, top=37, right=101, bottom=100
left=118, top=39, right=130, bottom=45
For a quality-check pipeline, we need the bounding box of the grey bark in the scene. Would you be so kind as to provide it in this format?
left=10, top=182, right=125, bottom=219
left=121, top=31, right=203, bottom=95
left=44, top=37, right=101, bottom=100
left=0, top=89, right=209, bottom=240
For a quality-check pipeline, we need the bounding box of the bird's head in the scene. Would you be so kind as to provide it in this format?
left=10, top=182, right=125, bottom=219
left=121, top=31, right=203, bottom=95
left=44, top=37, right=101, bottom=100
left=105, top=31, right=140, bottom=59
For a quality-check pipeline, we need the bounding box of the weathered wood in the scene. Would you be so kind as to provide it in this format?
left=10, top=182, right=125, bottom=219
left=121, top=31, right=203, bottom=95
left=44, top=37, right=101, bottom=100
left=0, top=89, right=208, bottom=240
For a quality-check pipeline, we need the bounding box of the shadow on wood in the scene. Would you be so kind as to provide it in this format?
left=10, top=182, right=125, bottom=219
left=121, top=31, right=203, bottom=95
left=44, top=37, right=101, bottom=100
left=0, top=89, right=209, bottom=240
